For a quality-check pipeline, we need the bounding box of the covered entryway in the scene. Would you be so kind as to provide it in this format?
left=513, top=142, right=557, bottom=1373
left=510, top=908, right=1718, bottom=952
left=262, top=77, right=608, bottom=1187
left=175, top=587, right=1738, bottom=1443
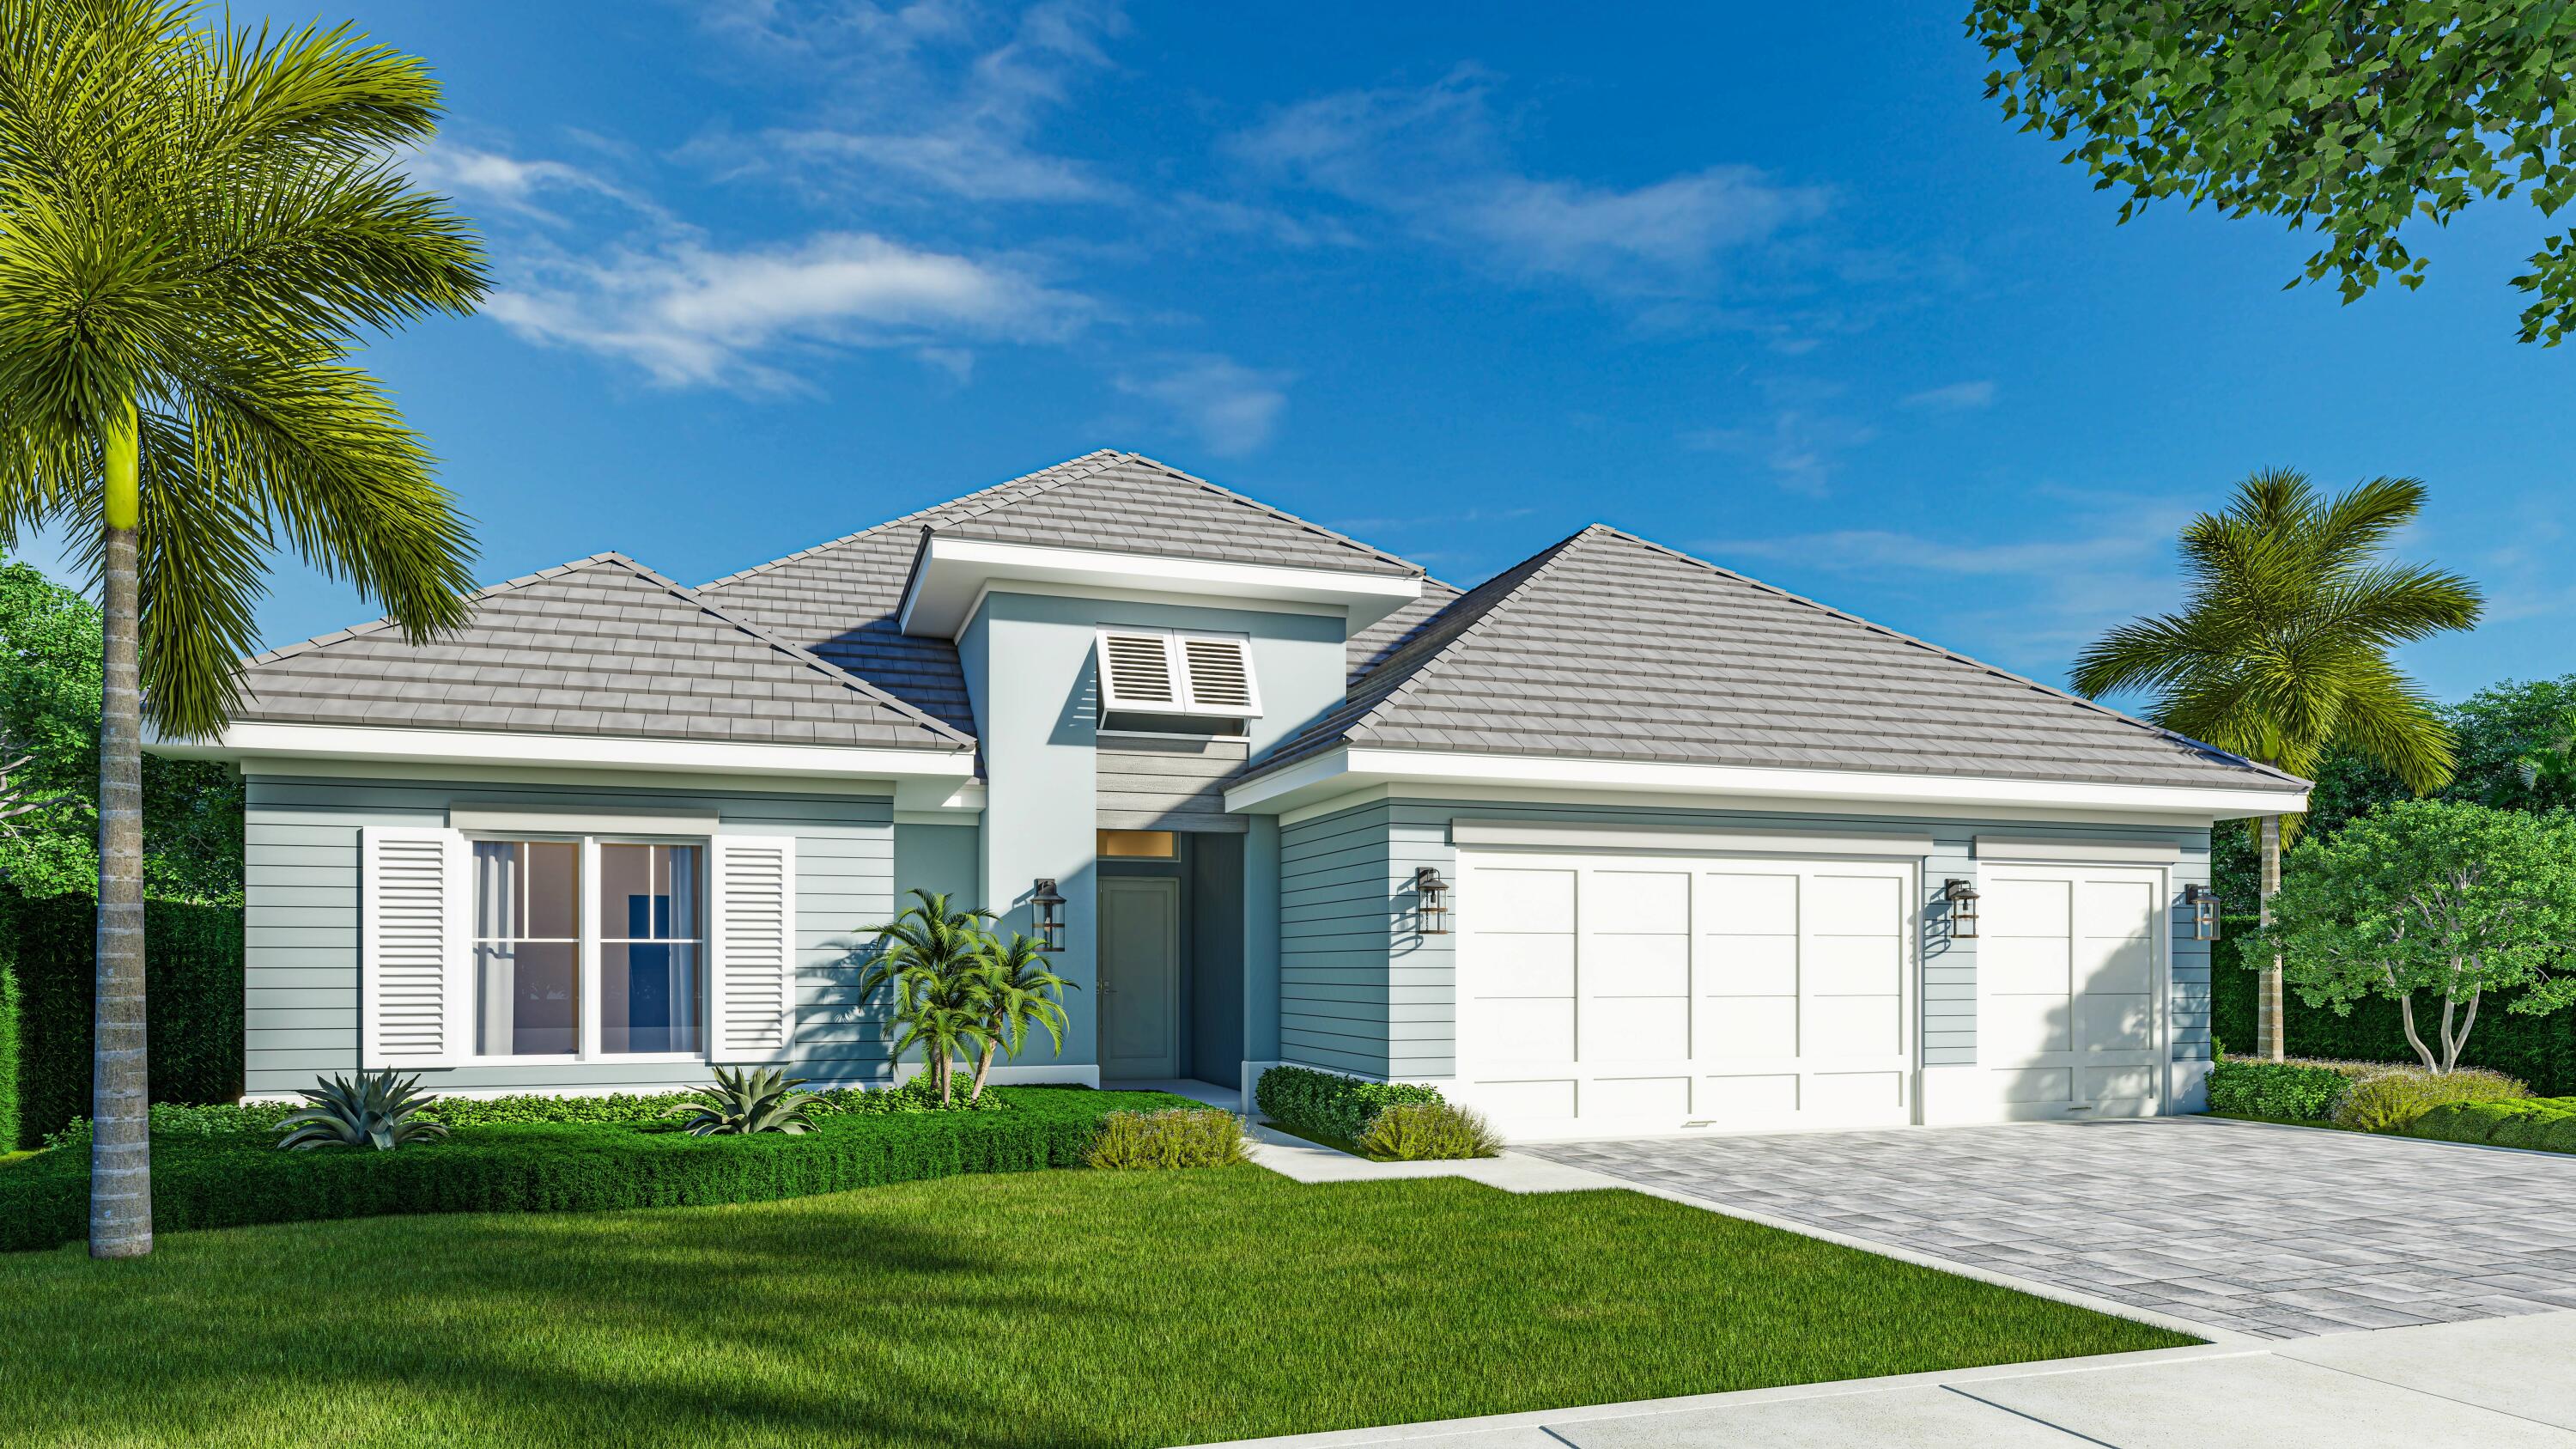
left=1977, top=862, right=2167, bottom=1118
left=1452, top=850, right=1917, bottom=1133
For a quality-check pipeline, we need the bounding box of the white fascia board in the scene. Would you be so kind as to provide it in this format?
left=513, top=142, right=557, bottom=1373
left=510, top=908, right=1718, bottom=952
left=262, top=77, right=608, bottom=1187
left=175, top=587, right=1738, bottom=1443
left=897, top=536, right=1421, bottom=638
left=157, top=721, right=978, bottom=783
left=1224, top=745, right=2308, bottom=821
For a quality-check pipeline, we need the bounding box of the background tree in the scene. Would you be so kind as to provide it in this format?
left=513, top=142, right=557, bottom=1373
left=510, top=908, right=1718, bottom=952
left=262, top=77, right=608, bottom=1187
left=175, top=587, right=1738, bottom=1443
left=2263, top=801, right=2576, bottom=1073
left=1969, top=2, right=2576, bottom=344
left=0, top=2, right=485, bottom=1257
left=2071, top=471, right=2481, bottom=1060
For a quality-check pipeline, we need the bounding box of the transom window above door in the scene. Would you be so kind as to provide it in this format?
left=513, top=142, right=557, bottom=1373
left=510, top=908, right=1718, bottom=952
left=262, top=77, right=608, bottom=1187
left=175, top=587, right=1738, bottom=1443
left=471, top=837, right=706, bottom=1060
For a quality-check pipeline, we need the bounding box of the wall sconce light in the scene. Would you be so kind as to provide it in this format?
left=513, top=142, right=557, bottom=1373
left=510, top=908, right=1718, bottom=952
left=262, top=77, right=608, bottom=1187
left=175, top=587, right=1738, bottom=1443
left=1941, top=879, right=1980, bottom=939
left=1031, top=878, right=1066, bottom=953
left=2184, top=884, right=2223, bottom=941
left=1412, top=867, right=1450, bottom=935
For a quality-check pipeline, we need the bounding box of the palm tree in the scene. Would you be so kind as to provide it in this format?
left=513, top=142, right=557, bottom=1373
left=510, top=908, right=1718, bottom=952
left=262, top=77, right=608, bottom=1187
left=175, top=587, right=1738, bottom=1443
left=963, top=932, right=1074, bottom=1103
left=0, top=3, right=484, bottom=1257
left=2072, top=471, right=2482, bottom=1060
left=858, top=890, right=999, bottom=1105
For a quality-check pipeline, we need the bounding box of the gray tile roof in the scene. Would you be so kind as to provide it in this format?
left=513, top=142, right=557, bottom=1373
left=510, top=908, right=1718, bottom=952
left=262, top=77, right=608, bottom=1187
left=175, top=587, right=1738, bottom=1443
left=232, top=554, right=975, bottom=754
left=1244, top=525, right=2307, bottom=795
left=700, top=450, right=1443, bottom=733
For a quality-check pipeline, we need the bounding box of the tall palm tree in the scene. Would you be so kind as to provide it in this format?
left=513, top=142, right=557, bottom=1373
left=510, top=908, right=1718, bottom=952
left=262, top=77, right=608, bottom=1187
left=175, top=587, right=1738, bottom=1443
left=2072, top=471, right=2481, bottom=1060
left=858, top=890, right=999, bottom=1105
left=963, top=932, right=1074, bottom=1103
left=0, top=2, right=484, bottom=1257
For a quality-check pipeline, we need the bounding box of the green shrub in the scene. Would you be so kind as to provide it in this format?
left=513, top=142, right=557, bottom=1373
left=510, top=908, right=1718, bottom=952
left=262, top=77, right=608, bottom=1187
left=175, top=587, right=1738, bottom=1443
left=277, top=1072, right=450, bottom=1152
left=1353, top=1102, right=1500, bottom=1161
left=2403, top=1096, right=2576, bottom=1151
left=0, top=1086, right=1195, bottom=1253
left=809, top=1076, right=1005, bottom=1117
left=2331, top=1066, right=2528, bottom=1132
left=667, top=1067, right=818, bottom=1136
left=2204, top=1056, right=2368, bottom=1120
left=0, top=962, right=19, bottom=1151
left=1084, top=1108, right=1249, bottom=1169
left=1255, top=1066, right=1443, bottom=1142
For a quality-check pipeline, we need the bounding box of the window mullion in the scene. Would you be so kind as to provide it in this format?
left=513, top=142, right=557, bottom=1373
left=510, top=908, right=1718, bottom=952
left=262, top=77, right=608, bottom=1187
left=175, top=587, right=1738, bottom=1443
left=579, top=835, right=602, bottom=1060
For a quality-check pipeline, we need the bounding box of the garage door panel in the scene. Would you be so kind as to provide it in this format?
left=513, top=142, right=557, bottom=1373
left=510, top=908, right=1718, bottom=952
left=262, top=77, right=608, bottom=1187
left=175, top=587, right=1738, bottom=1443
left=1984, top=877, right=2070, bottom=935
left=1807, top=994, right=1901, bottom=1056
left=1589, top=1075, right=1691, bottom=1117
left=2077, top=880, right=2155, bottom=939
left=2080, top=992, right=2154, bottom=1050
left=1984, top=992, right=2072, bottom=1057
left=2084, top=1064, right=2157, bottom=1102
left=2077, top=935, right=2153, bottom=994
left=1809, top=1071, right=1903, bottom=1116
left=1585, top=870, right=1691, bottom=930
left=1701, top=935, right=1797, bottom=995
left=1996, top=1067, right=2072, bottom=1104
left=1477, top=869, right=1576, bottom=933
left=1983, top=935, right=2070, bottom=994
left=1586, top=934, right=1690, bottom=995
left=1807, top=874, right=1903, bottom=933
left=1473, top=933, right=1576, bottom=995
left=1701, top=1073, right=1800, bottom=1118
left=1805, top=935, right=1903, bottom=995
left=1469, top=998, right=1573, bottom=1061
left=1978, top=864, right=2165, bottom=1121
left=1473, top=1079, right=1577, bottom=1119
left=1698, top=873, right=1798, bottom=935
left=1583, top=995, right=1690, bottom=1061
left=1701, top=995, right=1798, bottom=1057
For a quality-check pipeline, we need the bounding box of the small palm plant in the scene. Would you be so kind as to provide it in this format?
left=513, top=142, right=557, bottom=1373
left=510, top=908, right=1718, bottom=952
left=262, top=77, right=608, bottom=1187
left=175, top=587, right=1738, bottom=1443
left=276, top=1071, right=451, bottom=1152
left=963, top=932, right=1075, bottom=1103
left=858, top=889, right=999, bottom=1105
left=668, top=1066, right=818, bottom=1136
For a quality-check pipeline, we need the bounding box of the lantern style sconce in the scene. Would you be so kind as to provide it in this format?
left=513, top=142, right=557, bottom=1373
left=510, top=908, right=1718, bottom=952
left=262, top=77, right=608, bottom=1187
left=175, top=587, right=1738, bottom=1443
left=2184, top=884, right=2223, bottom=941
left=1941, top=879, right=1980, bottom=939
left=1030, top=878, right=1066, bottom=953
left=1412, top=867, right=1450, bottom=935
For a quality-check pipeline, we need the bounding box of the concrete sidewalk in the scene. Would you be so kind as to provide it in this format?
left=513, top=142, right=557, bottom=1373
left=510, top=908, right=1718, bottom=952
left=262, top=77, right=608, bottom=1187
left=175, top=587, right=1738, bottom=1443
left=1198, top=1311, right=2576, bottom=1447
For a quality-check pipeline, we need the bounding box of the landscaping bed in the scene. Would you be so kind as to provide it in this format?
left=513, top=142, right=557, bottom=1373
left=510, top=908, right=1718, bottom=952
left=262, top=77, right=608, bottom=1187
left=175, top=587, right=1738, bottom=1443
left=2404, top=1096, right=2576, bottom=1153
left=2204, top=1053, right=2530, bottom=1136
left=0, top=1085, right=1194, bottom=1253
left=0, top=1166, right=2191, bottom=1448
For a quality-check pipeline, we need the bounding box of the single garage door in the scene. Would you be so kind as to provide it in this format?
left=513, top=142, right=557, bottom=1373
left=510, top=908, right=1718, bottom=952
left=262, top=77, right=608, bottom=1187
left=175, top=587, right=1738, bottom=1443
left=1976, top=862, right=2166, bottom=1119
left=1453, top=851, right=1917, bottom=1132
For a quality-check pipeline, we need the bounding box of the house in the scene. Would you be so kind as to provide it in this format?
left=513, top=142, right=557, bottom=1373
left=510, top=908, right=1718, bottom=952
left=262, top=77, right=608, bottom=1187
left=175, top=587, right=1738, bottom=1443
left=161, top=450, right=2310, bottom=1136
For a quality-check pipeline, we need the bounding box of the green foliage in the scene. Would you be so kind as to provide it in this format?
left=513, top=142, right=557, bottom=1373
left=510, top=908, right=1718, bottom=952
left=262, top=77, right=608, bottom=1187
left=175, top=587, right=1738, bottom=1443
left=1255, top=1065, right=1445, bottom=1142
left=964, top=931, right=1075, bottom=1099
left=0, top=892, right=241, bottom=1142
left=667, top=1067, right=818, bottom=1136
left=809, top=1075, right=1005, bottom=1117
left=2407, top=1096, right=2576, bottom=1153
left=2203, top=1056, right=2367, bottom=1121
left=2263, top=801, right=2576, bottom=1072
left=1969, top=2, right=2576, bottom=344
left=1084, top=1108, right=1249, bottom=1169
left=0, top=563, right=241, bottom=904
left=1353, top=1101, right=1501, bottom=1161
left=856, top=889, right=998, bottom=1105
left=276, top=1071, right=450, bottom=1152
left=0, top=961, right=18, bottom=1150
left=0, top=1087, right=1197, bottom=1253
left=2330, top=1065, right=2528, bottom=1133
left=2214, top=931, right=2576, bottom=1097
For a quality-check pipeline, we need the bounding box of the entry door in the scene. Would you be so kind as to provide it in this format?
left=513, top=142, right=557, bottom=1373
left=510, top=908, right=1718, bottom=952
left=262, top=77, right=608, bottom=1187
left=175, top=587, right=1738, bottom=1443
left=1098, top=877, right=1180, bottom=1079
left=1978, top=864, right=2165, bottom=1118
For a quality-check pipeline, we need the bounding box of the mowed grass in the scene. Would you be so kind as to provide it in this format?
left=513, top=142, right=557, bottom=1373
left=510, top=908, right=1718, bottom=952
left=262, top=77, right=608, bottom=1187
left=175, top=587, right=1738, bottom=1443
left=0, top=1166, right=2191, bottom=1448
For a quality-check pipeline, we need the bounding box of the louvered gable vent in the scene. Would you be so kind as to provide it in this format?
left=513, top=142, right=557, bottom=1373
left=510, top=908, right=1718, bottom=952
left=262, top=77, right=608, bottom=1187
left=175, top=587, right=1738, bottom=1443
left=1096, top=628, right=1261, bottom=720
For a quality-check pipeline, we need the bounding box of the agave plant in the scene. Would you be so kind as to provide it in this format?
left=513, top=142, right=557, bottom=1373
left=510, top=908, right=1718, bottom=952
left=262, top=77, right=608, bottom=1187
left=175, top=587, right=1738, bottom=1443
left=276, top=1071, right=451, bottom=1152
left=669, top=1066, right=819, bottom=1136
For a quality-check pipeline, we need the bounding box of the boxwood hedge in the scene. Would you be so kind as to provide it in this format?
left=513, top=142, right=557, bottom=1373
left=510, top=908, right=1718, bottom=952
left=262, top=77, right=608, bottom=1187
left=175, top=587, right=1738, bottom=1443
left=1254, top=1065, right=1443, bottom=1142
left=0, top=1085, right=1190, bottom=1253
left=2405, top=1096, right=2576, bottom=1154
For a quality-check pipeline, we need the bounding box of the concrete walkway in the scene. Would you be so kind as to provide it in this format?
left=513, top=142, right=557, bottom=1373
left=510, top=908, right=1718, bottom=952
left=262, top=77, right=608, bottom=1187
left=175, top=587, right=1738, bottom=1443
left=1204, top=1311, right=2576, bottom=1447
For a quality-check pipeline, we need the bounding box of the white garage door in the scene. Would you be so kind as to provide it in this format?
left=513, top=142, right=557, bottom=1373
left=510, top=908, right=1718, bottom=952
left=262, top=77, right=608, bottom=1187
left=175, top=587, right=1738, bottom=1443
left=1977, top=863, right=2166, bottom=1119
left=1453, top=852, right=1916, bottom=1132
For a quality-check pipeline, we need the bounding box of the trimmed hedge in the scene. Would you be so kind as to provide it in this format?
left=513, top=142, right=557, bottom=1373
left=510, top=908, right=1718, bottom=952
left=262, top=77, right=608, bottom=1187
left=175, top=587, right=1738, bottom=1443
left=2204, top=1056, right=2366, bottom=1120
left=0, top=1085, right=1192, bottom=1253
left=1254, top=1065, right=1443, bottom=1142
left=2405, top=1096, right=2576, bottom=1154
left=0, top=962, right=19, bottom=1152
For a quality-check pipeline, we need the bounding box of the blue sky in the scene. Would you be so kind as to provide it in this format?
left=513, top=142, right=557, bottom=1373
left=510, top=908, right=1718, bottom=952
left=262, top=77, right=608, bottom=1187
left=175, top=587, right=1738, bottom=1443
left=45, top=2, right=2576, bottom=702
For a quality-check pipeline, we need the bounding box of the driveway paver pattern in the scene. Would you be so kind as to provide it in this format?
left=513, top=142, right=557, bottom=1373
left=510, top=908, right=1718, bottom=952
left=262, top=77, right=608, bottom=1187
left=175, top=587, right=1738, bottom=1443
left=1522, top=1117, right=2576, bottom=1339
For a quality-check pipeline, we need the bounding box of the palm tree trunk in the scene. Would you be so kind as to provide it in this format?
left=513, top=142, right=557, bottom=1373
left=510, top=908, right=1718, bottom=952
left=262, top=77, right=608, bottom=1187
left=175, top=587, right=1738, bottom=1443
left=2257, top=813, right=2285, bottom=1062
left=91, top=400, right=151, bottom=1259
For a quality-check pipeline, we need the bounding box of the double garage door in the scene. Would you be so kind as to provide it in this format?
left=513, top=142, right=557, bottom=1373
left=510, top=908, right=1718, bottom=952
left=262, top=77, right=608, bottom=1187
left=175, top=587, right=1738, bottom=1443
left=1452, top=849, right=2169, bottom=1132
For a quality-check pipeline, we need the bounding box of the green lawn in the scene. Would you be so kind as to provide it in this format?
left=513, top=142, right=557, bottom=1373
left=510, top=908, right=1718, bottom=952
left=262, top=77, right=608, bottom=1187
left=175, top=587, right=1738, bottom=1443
left=0, top=1167, right=2191, bottom=1448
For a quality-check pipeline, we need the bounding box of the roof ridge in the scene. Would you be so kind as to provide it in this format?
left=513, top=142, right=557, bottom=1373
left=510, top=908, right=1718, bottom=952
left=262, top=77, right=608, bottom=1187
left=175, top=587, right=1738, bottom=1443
left=1334, top=526, right=1596, bottom=747
left=240, top=551, right=633, bottom=668
left=1582, top=524, right=2305, bottom=786
left=696, top=449, right=1127, bottom=592
left=909, top=449, right=1130, bottom=530
left=1110, top=452, right=1430, bottom=577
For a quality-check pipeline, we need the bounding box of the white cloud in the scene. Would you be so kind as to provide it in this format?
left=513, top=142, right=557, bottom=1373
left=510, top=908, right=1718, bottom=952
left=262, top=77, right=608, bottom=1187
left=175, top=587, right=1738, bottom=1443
left=403, top=142, right=653, bottom=225
left=1900, top=379, right=1996, bottom=411
left=1115, top=356, right=1290, bottom=455
left=487, top=232, right=1089, bottom=390
left=1229, top=66, right=1828, bottom=295
left=1680, top=409, right=1877, bottom=496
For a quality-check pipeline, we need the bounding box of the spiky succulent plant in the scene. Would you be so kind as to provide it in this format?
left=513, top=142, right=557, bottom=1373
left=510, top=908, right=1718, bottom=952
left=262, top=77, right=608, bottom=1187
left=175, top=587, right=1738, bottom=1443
left=669, top=1066, right=818, bottom=1136
left=276, top=1071, right=452, bottom=1152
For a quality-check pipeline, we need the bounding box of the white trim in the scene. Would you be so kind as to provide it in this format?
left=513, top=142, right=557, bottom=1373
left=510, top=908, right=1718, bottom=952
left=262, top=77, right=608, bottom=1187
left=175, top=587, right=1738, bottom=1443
left=159, top=721, right=976, bottom=782
left=898, top=535, right=1421, bottom=637
left=1228, top=745, right=2306, bottom=821
left=1450, top=819, right=1934, bottom=857
left=895, top=809, right=981, bottom=827
left=1272, top=782, right=2249, bottom=831
left=1972, top=835, right=2184, bottom=865
left=947, top=577, right=1353, bottom=636
left=450, top=807, right=717, bottom=836
left=235, top=756, right=914, bottom=797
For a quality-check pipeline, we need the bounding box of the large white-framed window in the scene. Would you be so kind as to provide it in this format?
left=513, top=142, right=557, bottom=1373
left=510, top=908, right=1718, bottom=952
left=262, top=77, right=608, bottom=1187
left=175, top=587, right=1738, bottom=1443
left=470, top=835, right=707, bottom=1062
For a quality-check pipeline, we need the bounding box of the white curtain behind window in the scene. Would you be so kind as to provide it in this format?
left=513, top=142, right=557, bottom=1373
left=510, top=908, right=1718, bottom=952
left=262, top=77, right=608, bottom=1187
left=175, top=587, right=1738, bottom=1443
left=474, top=842, right=519, bottom=1056
left=669, top=844, right=702, bottom=1047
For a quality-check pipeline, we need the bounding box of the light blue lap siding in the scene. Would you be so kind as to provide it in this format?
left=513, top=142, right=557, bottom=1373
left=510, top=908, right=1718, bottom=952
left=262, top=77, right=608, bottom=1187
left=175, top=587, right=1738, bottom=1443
left=241, top=774, right=910, bottom=1099
left=1278, top=796, right=2215, bottom=1080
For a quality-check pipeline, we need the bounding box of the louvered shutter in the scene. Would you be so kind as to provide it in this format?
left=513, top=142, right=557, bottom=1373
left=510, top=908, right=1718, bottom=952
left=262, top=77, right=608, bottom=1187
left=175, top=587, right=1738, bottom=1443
left=360, top=826, right=467, bottom=1068
left=709, top=835, right=798, bottom=1062
left=1178, top=635, right=1261, bottom=715
left=1097, top=630, right=1182, bottom=709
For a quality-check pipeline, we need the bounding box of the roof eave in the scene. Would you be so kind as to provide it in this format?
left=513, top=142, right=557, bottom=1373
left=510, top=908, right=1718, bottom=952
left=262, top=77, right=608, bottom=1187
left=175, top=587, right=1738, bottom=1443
left=155, top=719, right=978, bottom=786
left=896, top=534, right=1425, bottom=638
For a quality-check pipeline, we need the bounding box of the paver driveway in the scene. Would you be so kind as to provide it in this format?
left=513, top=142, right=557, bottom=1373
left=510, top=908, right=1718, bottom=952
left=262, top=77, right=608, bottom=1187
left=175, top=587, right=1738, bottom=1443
left=1523, top=1117, right=2576, bottom=1339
